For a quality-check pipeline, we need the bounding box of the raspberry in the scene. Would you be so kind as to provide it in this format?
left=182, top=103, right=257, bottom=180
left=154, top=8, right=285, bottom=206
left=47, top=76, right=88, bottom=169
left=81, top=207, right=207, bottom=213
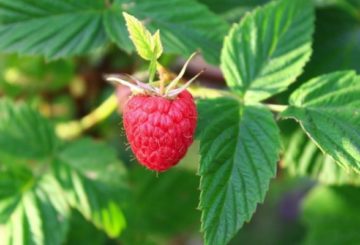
left=123, top=90, right=197, bottom=171
left=105, top=52, right=202, bottom=171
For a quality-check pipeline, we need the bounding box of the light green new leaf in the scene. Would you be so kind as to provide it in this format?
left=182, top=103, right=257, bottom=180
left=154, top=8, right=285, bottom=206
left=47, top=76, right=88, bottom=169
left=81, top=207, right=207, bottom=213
left=54, top=139, right=127, bottom=237
left=283, top=129, right=360, bottom=186
left=0, top=0, right=107, bottom=60
left=1, top=173, right=70, bottom=245
left=122, top=12, right=163, bottom=82
left=302, top=186, right=360, bottom=245
left=281, top=71, right=360, bottom=174
left=198, top=98, right=281, bottom=245
left=221, top=0, right=314, bottom=102
left=123, top=12, right=156, bottom=61
left=0, top=98, right=57, bottom=160
left=152, top=30, right=163, bottom=59
left=105, top=0, right=229, bottom=64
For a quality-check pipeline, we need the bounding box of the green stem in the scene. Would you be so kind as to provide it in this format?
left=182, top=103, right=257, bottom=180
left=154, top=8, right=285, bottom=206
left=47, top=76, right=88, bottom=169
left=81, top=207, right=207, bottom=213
left=55, top=86, right=223, bottom=140
left=55, top=79, right=286, bottom=140
left=188, top=86, right=235, bottom=98
left=56, top=72, right=149, bottom=140
left=56, top=94, right=118, bottom=140
left=148, top=59, right=157, bottom=83
left=265, top=103, right=288, bottom=112
left=189, top=87, right=288, bottom=112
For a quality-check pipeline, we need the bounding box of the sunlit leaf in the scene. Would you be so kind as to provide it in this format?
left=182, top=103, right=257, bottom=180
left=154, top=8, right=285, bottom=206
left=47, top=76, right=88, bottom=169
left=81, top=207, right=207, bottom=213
left=282, top=71, right=360, bottom=173
left=54, top=138, right=127, bottom=238
left=1, top=173, right=70, bottom=245
left=0, top=98, right=57, bottom=160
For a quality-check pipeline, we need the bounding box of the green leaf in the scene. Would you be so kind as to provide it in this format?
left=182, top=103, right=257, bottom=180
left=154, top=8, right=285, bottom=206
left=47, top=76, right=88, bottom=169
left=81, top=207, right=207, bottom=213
left=103, top=5, right=133, bottom=54
left=1, top=172, right=70, bottom=245
left=281, top=71, right=360, bottom=174
left=220, top=0, right=314, bottom=102
left=283, top=129, right=360, bottom=186
left=198, top=97, right=281, bottom=245
left=0, top=0, right=227, bottom=63
left=105, top=0, right=229, bottom=64
left=54, top=139, right=127, bottom=238
left=302, top=186, right=360, bottom=245
left=123, top=12, right=157, bottom=61
left=0, top=98, right=57, bottom=160
left=0, top=0, right=107, bottom=59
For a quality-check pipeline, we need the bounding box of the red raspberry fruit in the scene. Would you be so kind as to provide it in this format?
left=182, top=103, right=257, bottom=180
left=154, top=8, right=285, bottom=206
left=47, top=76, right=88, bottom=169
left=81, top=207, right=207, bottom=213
left=123, top=90, right=197, bottom=171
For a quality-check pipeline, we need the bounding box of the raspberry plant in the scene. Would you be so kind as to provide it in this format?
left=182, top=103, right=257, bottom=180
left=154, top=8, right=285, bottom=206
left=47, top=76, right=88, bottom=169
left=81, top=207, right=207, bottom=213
left=0, top=0, right=359, bottom=244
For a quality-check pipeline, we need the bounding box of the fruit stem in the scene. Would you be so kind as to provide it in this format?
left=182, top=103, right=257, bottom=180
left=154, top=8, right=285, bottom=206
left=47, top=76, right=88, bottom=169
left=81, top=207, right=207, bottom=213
left=157, top=63, right=175, bottom=82
left=56, top=71, right=149, bottom=140
left=157, top=62, right=169, bottom=95
left=159, top=78, right=165, bottom=95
